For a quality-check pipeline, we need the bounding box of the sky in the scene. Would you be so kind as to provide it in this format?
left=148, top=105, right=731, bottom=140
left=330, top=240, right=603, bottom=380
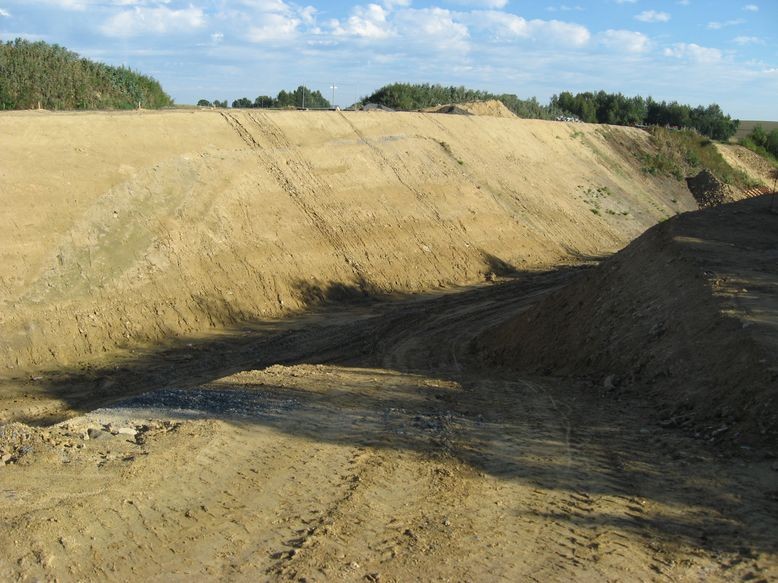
left=0, top=1, right=776, bottom=119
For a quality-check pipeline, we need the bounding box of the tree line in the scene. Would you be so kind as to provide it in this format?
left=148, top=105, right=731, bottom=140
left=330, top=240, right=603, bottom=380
left=550, top=91, right=739, bottom=141
left=359, top=83, right=563, bottom=120
left=199, top=86, right=331, bottom=110
left=0, top=39, right=173, bottom=110
left=356, top=83, right=739, bottom=141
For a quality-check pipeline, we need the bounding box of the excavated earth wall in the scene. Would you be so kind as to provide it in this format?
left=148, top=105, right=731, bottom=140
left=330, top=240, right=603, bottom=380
left=0, top=109, right=693, bottom=373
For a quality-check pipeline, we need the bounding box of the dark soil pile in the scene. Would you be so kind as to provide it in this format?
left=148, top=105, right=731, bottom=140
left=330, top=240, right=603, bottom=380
left=686, top=169, right=734, bottom=208
left=478, top=196, right=778, bottom=448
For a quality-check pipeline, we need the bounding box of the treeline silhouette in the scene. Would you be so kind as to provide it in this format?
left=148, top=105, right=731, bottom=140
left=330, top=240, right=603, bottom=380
left=0, top=39, right=173, bottom=110
left=359, top=83, right=739, bottom=141
left=200, top=86, right=331, bottom=110
left=551, top=91, right=739, bottom=141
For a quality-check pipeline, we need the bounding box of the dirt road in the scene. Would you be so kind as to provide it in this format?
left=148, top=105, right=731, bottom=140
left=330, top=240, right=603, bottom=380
left=2, top=270, right=776, bottom=582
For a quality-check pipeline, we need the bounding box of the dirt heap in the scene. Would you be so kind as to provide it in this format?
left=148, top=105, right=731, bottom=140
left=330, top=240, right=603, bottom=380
left=685, top=169, right=734, bottom=207
left=425, top=100, right=517, bottom=118
left=479, top=196, right=778, bottom=447
left=0, top=109, right=692, bottom=374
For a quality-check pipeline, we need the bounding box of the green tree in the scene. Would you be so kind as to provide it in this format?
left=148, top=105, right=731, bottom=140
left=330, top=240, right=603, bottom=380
left=197, top=99, right=212, bottom=107
left=766, top=130, right=778, bottom=158
left=0, top=38, right=173, bottom=110
left=232, top=97, right=252, bottom=108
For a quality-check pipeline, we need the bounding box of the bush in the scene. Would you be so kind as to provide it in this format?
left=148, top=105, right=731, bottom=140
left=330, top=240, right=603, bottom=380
left=0, top=38, right=173, bottom=110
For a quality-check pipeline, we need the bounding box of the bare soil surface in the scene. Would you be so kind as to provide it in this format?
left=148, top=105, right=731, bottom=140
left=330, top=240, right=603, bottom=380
left=480, top=196, right=778, bottom=448
left=716, top=143, right=778, bottom=186
left=0, top=109, right=693, bottom=373
left=2, top=267, right=777, bottom=582
left=2, top=111, right=777, bottom=581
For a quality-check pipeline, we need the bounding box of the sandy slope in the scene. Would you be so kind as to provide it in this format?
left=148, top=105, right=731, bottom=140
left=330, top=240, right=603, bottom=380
left=716, top=143, right=778, bottom=186
left=0, top=109, right=692, bottom=375
left=2, top=111, right=777, bottom=581
left=479, top=196, right=778, bottom=448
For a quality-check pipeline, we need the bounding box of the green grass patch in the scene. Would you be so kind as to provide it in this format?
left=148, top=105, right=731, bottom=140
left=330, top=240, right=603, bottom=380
left=638, top=127, right=760, bottom=188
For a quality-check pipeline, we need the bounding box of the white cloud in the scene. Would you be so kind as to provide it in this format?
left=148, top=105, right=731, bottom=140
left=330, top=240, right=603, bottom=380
left=599, top=29, right=651, bottom=53
left=546, top=5, right=584, bottom=12
left=246, top=12, right=301, bottom=42
left=743, top=4, right=759, bottom=11
left=467, top=10, right=591, bottom=47
left=101, top=6, right=205, bottom=38
left=0, top=8, right=10, bottom=17
left=394, top=8, right=470, bottom=54
left=446, top=0, right=508, bottom=7
left=635, top=10, right=671, bottom=23
left=663, top=42, right=722, bottom=63
left=34, top=0, right=172, bottom=10
left=707, top=19, right=745, bottom=30
left=331, top=4, right=393, bottom=39
left=733, top=35, right=764, bottom=45
left=614, top=0, right=638, bottom=4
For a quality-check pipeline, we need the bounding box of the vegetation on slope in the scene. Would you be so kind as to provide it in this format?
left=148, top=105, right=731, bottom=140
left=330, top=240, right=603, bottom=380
left=739, top=124, right=778, bottom=164
left=629, top=127, right=757, bottom=188
left=0, top=39, right=173, bottom=110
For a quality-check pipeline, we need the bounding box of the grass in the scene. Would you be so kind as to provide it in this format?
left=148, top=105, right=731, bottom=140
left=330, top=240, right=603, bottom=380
left=637, top=127, right=760, bottom=188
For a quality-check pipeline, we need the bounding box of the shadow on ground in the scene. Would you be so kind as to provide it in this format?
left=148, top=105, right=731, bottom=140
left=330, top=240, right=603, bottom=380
left=3, top=255, right=777, bottom=560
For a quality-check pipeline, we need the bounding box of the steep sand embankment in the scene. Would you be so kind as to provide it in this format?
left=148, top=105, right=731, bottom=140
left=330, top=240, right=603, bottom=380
left=0, top=110, right=692, bottom=372
left=478, top=196, right=778, bottom=447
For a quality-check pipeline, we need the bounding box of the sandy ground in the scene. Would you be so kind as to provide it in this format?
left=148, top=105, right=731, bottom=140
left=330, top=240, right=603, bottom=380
left=0, top=109, right=693, bottom=374
left=716, top=143, right=778, bottom=187
left=479, top=196, right=778, bottom=448
left=2, top=270, right=777, bottom=582
left=2, top=111, right=777, bottom=581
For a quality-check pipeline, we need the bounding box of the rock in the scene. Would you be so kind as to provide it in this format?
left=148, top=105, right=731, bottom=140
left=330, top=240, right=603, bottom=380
left=87, top=427, right=113, bottom=441
left=1, top=453, right=12, bottom=464
left=685, top=169, right=734, bottom=208
left=771, top=462, right=778, bottom=472
left=603, top=374, right=616, bottom=390
left=116, top=427, right=137, bottom=437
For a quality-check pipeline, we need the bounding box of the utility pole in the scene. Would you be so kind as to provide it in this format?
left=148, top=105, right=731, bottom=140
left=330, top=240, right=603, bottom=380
left=330, top=83, right=337, bottom=109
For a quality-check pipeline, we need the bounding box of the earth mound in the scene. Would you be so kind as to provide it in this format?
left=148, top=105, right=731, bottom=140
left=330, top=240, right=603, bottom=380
left=478, top=196, right=778, bottom=447
left=424, top=100, right=516, bottom=118
left=0, top=109, right=693, bottom=375
left=685, top=169, right=734, bottom=207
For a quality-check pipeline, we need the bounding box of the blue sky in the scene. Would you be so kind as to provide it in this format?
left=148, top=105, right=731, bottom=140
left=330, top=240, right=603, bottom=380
left=1, top=1, right=776, bottom=118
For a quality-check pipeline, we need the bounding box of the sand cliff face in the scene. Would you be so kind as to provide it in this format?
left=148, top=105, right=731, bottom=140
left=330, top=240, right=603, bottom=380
left=0, top=109, right=692, bottom=371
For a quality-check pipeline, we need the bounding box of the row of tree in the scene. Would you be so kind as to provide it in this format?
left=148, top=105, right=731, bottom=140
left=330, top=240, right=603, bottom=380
left=550, top=91, right=739, bottom=141
left=0, top=39, right=173, bottom=110
left=359, top=83, right=563, bottom=120
left=356, top=84, right=739, bottom=141
left=199, top=86, right=331, bottom=110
